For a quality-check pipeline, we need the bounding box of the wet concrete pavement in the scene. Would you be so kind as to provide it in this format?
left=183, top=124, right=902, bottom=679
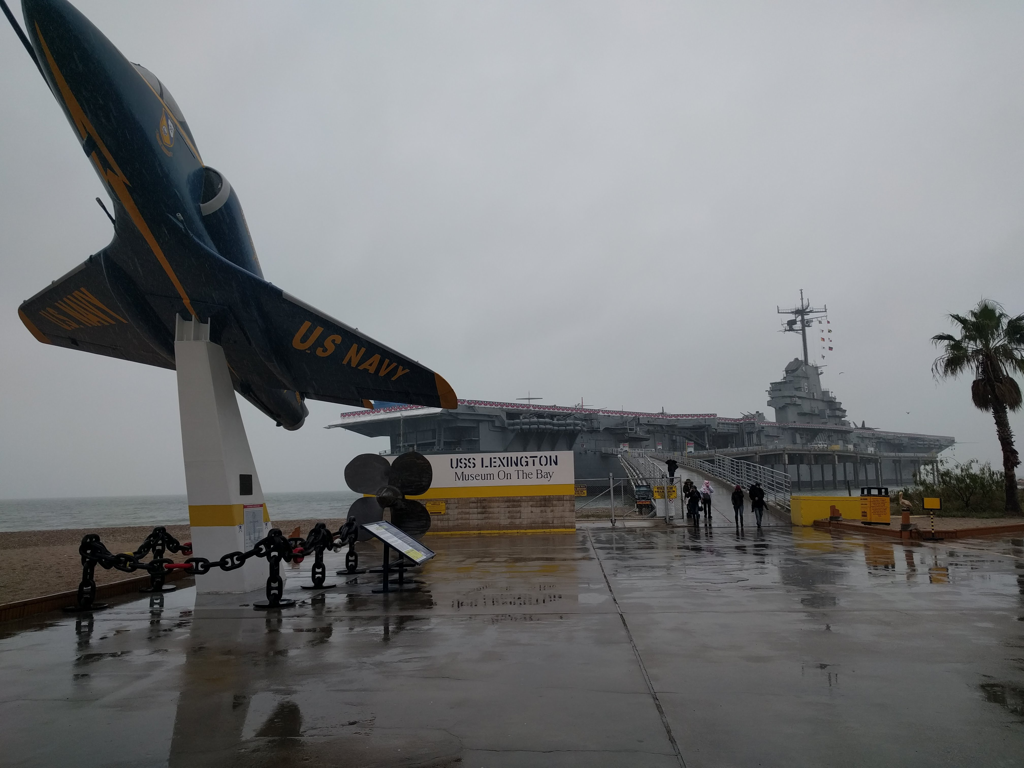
left=2, top=525, right=1024, bottom=767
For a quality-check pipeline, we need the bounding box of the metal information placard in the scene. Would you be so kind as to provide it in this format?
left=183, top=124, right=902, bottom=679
left=362, top=521, right=436, bottom=565
left=653, top=485, right=678, bottom=500
left=242, top=504, right=265, bottom=552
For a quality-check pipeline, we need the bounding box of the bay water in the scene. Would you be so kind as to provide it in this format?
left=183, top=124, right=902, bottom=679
left=0, top=491, right=363, bottom=532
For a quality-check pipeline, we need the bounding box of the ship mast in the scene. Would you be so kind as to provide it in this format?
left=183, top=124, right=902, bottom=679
left=777, top=289, right=827, bottom=365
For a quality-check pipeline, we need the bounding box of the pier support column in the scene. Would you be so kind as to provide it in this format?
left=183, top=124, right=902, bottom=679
left=175, top=316, right=269, bottom=594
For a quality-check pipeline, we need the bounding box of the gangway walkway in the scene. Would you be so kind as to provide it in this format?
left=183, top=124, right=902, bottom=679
left=651, top=451, right=792, bottom=512
left=618, top=453, right=657, bottom=517
left=618, top=451, right=790, bottom=526
left=622, top=450, right=790, bottom=528
left=618, top=453, right=647, bottom=489
left=642, top=455, right=788, bottom=527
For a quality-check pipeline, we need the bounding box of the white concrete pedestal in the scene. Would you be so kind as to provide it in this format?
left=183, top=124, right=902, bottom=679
left=175, top=316, right=269, bottom=593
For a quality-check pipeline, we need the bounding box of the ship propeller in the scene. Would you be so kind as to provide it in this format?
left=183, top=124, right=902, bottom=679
left=342, top=451, right=433, bottom=539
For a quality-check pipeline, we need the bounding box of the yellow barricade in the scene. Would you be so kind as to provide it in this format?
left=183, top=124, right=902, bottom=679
left=790, top=495, right=861, bottom=526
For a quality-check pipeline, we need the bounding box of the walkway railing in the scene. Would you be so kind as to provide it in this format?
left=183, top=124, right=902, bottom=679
left=651, top=451, right=793, bottom=512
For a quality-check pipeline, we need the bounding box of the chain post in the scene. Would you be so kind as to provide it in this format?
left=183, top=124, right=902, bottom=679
left=344, top=544, right=359, bottom=574
left=64, top=534, right=110, bottom=613
left=140, top=527, right=176, bottom=593
left=300, top=523, right=337, bottom=590
left=254, top=529, right=296, bottom=610
left=335, top=517, right=366, bottom=576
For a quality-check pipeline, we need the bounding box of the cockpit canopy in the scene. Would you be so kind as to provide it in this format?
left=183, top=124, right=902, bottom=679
left=132, top=64, right=194, bottom=143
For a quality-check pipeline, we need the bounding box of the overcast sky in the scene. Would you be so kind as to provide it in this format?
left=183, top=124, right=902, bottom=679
left=2, top=0, right=1023, bottom=500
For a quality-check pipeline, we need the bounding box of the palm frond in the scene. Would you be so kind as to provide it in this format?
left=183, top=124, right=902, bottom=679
left=932, top=338, right=972, bottom=379
left=972, top=379, right=992, bottom=411
left=1005, top=315, right=1024, bottom=346
left=934, top=301, right=1024, bottom=385
left=996, top=378, right=1024, bottom=412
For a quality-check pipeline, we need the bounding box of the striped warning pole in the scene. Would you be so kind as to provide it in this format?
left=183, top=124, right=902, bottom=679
left=923, top=497, right=941, bottom=541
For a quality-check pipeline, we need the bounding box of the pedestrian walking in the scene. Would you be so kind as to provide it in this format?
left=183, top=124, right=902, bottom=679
left=731, top=484, right=745, bottom=528
left=686, top=486, right=700, bottom=523
left=700, top=480, right=714, bottom=521
left=749, top=482, right=766, bottom=528
left=666, top=459, right=678, bottom=479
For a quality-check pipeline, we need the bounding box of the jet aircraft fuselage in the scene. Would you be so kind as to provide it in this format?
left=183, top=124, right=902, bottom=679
left=7, top=0, right=456, bottom=429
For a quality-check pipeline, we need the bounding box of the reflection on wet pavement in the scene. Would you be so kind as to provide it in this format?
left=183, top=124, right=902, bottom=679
left=1, top=528, right=1024, bottom=766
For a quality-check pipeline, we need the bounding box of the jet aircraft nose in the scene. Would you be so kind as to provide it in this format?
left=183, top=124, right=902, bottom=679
left=18, top=0, right=172, bottom=186
left=21, top=0, right=92, bottom=50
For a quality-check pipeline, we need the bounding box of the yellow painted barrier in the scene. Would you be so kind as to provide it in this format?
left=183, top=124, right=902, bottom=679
left=790, top=495, right=862, bottom=526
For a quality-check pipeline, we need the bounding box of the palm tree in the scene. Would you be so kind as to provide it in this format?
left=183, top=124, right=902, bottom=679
left=932, top=300, right=1024, bottom=514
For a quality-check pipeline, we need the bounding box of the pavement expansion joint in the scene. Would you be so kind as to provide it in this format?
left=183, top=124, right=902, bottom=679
left=586, top=528, right=688, bottom=768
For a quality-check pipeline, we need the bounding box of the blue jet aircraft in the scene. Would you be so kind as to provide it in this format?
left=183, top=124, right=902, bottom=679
left=2, top=0, right=457, bottom=430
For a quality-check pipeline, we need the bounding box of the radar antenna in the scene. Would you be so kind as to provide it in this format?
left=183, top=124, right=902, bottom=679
left=516, top=392, right=544, bottom=404
left=777, top=289, right=827, bottom=365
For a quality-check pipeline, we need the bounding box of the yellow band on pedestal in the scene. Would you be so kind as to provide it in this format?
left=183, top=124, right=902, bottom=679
left=188, top=503, right=270, bottom=527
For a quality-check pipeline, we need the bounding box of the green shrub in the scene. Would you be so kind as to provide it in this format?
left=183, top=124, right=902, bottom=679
left=900, top=460, right=1006, bottom=518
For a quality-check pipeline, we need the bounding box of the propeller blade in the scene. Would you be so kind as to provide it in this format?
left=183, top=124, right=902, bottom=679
left=391, top=499, right=431, bottom=538
left=344, top=453, right=391, bottom=495
left=347, top=496, right=384, bottom=542
left=390, top=452, right=432, bottom=497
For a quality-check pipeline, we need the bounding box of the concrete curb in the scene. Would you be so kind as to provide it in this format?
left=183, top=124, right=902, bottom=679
left=813, top=518, right=1024, bottom=541
left=0, top=569, right=193, bottom=624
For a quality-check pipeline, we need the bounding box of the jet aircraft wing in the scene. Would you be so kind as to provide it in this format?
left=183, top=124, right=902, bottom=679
left=164, top=234, right=457, bottom=411
left=19, top=246, right=175, bottom=370
left=224, top=275, right=458, bottom=411
left=20, top=235, right=457, bottom=412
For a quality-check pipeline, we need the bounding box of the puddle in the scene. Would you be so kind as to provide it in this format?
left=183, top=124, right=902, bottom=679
left=255, top=699, right=303, bottom=738
left=980, top=681, right=1024, bottom=718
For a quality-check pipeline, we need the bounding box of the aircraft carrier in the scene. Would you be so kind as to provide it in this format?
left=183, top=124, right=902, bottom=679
left=329, top=294, right=953, bottom=492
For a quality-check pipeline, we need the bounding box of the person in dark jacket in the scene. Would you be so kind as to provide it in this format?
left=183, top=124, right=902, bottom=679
left=666, top=459, right=678, bottom=479
left=686, top=486, right=701, bottom=523
left=749, top=482, right=766, bottom=528
left=731, top=484, right=745, bottom=527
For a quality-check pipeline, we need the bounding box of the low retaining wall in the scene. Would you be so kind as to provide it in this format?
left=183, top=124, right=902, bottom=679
left=424, top=495, right=575, bottom=534
left=813, top=518, right=1024, bottom=541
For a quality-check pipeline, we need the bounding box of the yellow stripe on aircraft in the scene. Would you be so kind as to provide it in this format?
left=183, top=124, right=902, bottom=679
left=18, top=309, right=51, bottom=344
left=36, top=27, right=198, bottom=319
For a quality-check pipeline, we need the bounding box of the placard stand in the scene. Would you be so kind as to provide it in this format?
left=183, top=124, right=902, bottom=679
left=361, top=521, right=435, bottom=594
left=175, top=316, right=269, bottom=594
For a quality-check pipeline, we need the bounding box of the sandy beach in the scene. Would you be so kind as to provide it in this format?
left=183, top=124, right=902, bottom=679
left=0, top=518, right=347, bottom=605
